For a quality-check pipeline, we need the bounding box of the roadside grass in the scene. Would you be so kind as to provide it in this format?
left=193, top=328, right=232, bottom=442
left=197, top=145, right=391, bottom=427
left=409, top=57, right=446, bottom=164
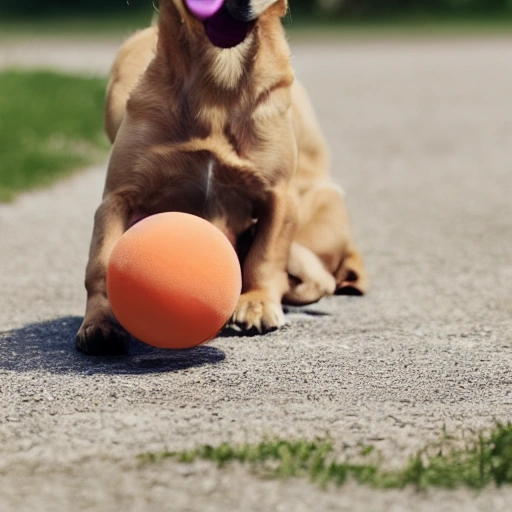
left=0, top=9, right=154, bottom=38
left=138, top=422, right=512, bottom=490
left=284, top=16, right=512, bottom=41
left=0, top=70, right=108, bottom=202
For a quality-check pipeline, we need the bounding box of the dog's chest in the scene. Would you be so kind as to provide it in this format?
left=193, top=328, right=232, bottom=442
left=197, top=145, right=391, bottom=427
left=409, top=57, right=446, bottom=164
left=159, top=156, right=249, bottom=248
left=201, top=157, right=254, bottom=229
left=197, top=103, right=250, bottom=154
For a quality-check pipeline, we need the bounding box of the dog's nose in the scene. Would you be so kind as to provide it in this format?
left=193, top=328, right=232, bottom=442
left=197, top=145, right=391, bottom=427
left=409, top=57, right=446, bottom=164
left=225, top=0, right=254, bottom=22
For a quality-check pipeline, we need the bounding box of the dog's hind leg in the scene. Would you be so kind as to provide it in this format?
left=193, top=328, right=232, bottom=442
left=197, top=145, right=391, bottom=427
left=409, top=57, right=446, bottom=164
left=291, top=81, right=367, bottom=298
left=293, top=182, right=368, bottom=297
left=284, top=242, right=336, bottom=306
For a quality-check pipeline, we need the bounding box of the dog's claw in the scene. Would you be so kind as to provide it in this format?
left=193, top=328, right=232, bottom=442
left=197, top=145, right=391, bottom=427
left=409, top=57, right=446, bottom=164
left=335, top=284, right=363, bottom=297
left=76, top=321, right=130, bottom=355
left=231, top=291, right=285, bottom=333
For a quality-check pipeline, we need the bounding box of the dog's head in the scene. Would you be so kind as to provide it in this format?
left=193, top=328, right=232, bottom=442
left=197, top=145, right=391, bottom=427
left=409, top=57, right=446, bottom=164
left=175, top=0, right=288, bottom=48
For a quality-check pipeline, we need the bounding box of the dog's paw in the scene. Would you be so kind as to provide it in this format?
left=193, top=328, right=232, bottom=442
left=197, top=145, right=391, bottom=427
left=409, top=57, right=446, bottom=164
left=335, top=249, right=368, bottom=297
left=76, top=315, right=130, bottom=355
left=231, top=291, right=285, bottom=333
left=335, top=268, right=366, bottom=297
left=284, top=274, right=336, bottom=306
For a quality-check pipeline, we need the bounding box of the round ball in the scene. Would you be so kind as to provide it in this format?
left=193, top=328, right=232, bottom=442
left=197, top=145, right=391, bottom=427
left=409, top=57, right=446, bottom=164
left=107, top=212, right=241, bottom=349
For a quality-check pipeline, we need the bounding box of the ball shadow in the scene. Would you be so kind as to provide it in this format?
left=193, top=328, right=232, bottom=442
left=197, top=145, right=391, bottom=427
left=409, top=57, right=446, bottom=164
left=0, top=316, right=225, bottom=375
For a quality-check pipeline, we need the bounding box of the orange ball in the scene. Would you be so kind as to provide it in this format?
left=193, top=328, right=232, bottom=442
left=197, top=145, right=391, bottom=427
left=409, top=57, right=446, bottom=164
left=107, top=212, right=241, bottom=349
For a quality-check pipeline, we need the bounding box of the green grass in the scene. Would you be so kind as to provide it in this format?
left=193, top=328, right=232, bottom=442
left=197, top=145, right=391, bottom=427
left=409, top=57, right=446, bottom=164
left=284, top=16, right=512, bottom=40
left=0, top=9, right=154, bottom=38
left=281, top=9, right=512, bottom=41
left=0, top=70, right=108, bottom=201
left=138, top=423, right=512, bottom=490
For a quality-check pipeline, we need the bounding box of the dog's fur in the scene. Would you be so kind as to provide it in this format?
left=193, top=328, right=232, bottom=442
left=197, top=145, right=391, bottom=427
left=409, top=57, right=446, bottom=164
left=76, top=0, right=367, bottom=354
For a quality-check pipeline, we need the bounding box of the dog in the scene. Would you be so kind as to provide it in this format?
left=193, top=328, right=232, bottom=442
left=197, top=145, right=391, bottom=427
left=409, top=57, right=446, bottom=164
left=76, top=0, right=367, bottom=354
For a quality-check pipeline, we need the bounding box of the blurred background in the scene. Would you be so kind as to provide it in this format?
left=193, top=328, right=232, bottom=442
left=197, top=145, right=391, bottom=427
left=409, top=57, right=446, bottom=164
left=0, top=0, right=511, bottom=201
left=1, top=0, right=512, bottom=29
left=0, top=0, right=512, bottom=20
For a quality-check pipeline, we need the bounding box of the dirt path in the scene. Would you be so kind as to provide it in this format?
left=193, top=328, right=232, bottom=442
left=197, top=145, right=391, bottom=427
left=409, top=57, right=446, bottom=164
left=0, top=36, right=118, bottom=75
left=1, top=35, right=512, bottom=511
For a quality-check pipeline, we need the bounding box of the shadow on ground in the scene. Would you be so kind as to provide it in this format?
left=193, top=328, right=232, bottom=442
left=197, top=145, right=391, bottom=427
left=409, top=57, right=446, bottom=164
left=219, top=306, right=331, bottom=337
left=0, top=316, right=226, bottom=375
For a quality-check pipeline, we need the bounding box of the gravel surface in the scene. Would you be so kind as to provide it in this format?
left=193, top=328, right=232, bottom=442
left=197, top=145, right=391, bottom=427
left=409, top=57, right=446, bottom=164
left=1, top=35, right=512, bottom=511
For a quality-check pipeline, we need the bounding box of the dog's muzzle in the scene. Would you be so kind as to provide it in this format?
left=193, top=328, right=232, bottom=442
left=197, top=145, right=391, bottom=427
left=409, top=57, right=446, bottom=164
left=185, top=0, right=256, bottom=48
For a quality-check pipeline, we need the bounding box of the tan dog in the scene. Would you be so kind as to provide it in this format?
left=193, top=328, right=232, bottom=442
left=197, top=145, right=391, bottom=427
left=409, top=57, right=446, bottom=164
left=76, top=0, right=367, bottom=354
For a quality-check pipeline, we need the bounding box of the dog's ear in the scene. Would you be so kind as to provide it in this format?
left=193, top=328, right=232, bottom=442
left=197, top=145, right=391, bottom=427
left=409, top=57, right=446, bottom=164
left=225, top=0, right=287, bottom=22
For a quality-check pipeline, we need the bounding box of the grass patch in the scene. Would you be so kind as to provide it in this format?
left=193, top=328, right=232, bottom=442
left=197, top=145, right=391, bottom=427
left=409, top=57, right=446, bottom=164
left=0, top=70, right=108, bottom=201
left=0, top=9, right=154, bottom=38
left=139, top=423, right=512, bottom=490
left=284, top=17, right=512, bottom=41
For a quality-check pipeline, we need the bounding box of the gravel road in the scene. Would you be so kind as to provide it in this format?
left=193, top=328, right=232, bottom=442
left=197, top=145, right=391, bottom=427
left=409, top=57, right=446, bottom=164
left=1, top=34, right=512, bottom=511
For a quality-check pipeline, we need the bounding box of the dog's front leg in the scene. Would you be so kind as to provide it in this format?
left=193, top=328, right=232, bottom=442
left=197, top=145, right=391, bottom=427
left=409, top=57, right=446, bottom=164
left=76, top=194, right=130, bottom=355
left=232, top=184, right=297, bottom=332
